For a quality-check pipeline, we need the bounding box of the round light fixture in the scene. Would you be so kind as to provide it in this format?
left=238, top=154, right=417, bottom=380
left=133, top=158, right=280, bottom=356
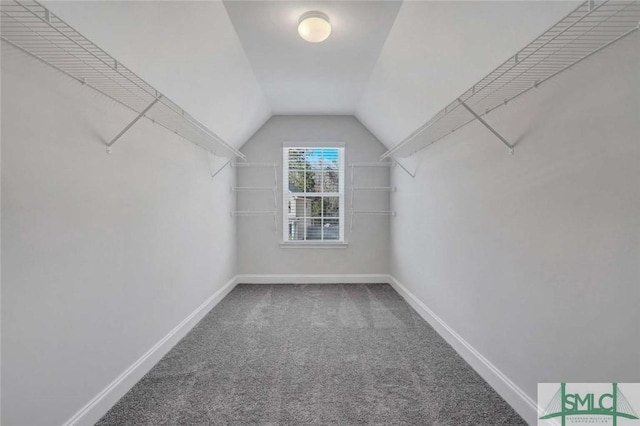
left=298, top=11, right=331, bottom=43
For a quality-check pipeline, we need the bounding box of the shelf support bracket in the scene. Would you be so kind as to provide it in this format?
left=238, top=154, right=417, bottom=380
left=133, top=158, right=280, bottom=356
left=395, top=159, right=416, bottom=178
left=458, top=99, right=514, bottom=155
left=106, top=96, right=161, bottom=153
left=211, top=159, right=231, bottom=179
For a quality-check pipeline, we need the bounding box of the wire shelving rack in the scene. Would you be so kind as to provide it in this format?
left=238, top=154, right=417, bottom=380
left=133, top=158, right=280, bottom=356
left=0, top=0, right=246, bottom=159
left=380, top=0, right=640, bottom=160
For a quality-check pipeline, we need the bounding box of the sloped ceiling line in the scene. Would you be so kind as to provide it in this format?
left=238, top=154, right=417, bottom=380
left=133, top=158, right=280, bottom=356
left=43, top=0, right=271, bottom=149
left=375, top=0, right=639, bottom=160
left=43, top=1, right=581, bottom=150
left=355, top=1, right=581, bottom=149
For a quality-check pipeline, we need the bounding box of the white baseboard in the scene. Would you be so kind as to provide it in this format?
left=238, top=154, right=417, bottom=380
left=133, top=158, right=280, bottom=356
left=61, top=276, right=239, bottom=426
left=236, top=274, right=390, bottom=284
left=387, top=275, right=537, bottom=426
left=60, top=274, right=535, bottom=425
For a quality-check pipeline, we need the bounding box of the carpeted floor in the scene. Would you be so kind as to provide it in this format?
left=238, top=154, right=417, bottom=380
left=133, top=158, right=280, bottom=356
left=97, top=284, right=526, bottom=425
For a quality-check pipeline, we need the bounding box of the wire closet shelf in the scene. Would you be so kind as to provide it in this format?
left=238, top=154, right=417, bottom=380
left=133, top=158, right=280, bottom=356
left=0, top=0, right=245, bottom=159
left=380, top=0, right=640, bottom=160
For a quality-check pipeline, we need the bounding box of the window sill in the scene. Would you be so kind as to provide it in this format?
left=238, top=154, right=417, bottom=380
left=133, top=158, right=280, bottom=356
left=280, top=242, right=348, bottom=249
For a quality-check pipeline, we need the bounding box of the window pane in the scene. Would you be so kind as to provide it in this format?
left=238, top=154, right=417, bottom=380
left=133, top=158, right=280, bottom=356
left=288, top=218, right=305, bottom=241
left=306, top=148, right=323, bottom=170
left=306, top=218, right=323, bottom=240
left=287, top=196, right=310, bottom=218
left=323, top=168, right=339, bottom=192
left=287, top=196, right=308, bottom=240
left=285, top=147, right=344, bottom=242
left=322, top=148, right=339, bottom=166
left=288, top=170, right=322, bottom=193
left=323, top=197, right=340, bottom=217
left=307, top=197, right=322, bottom=217
left=322, top=218, right=340, bottom=240
left=321, top=148, right=339, bottom=191
left=288, top=149, right=306, bottom=170
left=305, top=170, right=322, bottom=192
left=288, top=171, right=305, bottom=192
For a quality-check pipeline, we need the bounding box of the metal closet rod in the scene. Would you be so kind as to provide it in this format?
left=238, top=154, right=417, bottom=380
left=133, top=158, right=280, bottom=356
left=379, top=0, right=640, bottom=160
left=0, top=0, right=245, bottom=159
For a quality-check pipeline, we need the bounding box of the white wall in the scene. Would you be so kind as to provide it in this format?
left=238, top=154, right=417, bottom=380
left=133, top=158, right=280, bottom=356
left=44, top=1, right=271, bottom=147
left=1, top=45, right=237, bottom=425
left=237, top=116, right=390, bottom=277
left=390, top=34, right=640, bottom=424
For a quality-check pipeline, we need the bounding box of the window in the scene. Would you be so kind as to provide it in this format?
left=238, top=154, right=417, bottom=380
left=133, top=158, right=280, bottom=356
left=283, top=146, right=344, bottom=243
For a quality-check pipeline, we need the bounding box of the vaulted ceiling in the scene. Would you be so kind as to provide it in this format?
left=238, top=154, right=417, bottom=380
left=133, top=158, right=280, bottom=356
left=224, top=1, right=402, bottom=114
left=44, top=1, right=579, bottom=151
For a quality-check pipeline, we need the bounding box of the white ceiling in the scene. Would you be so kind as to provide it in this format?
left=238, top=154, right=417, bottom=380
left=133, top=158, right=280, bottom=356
left=223, top=0, right=402, bottom=115
left=42, top=1, right=580, bottom=150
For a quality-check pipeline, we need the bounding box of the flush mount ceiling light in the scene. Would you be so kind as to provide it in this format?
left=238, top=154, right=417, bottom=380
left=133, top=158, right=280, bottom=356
left=298, top=11, right=331, bottom=43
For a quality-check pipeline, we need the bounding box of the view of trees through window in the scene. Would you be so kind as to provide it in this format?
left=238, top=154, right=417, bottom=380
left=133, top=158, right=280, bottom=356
left=285, top=147, right=343, bottom=242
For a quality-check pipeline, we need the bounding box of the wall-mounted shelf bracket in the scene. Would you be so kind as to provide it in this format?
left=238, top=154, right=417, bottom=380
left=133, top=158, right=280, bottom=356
left=458, top=99, right=514, bottom=155
left=395, top=159, right=417, bottom=178
left=232, top=161, right=279, bottom=229
left=349, top=162, right=395, bottom=230
left=211, top=159, right=232, bottom=179
left=105, top=96, right=162, bottom=154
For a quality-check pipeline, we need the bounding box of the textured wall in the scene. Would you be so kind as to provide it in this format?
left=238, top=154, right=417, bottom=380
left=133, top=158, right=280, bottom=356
left=1, top=46, right=237, bottom=425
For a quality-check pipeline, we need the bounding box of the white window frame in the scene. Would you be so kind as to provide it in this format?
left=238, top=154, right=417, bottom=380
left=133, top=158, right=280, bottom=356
left=282, top=144, right=345, bottom=245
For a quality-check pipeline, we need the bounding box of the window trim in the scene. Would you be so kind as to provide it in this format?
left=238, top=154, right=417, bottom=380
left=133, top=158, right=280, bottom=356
left=282, top=145, right=345, bottom=245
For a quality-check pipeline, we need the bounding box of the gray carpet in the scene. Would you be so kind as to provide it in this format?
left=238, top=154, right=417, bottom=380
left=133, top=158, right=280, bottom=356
left=96, top=284, right=526, bottom=425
